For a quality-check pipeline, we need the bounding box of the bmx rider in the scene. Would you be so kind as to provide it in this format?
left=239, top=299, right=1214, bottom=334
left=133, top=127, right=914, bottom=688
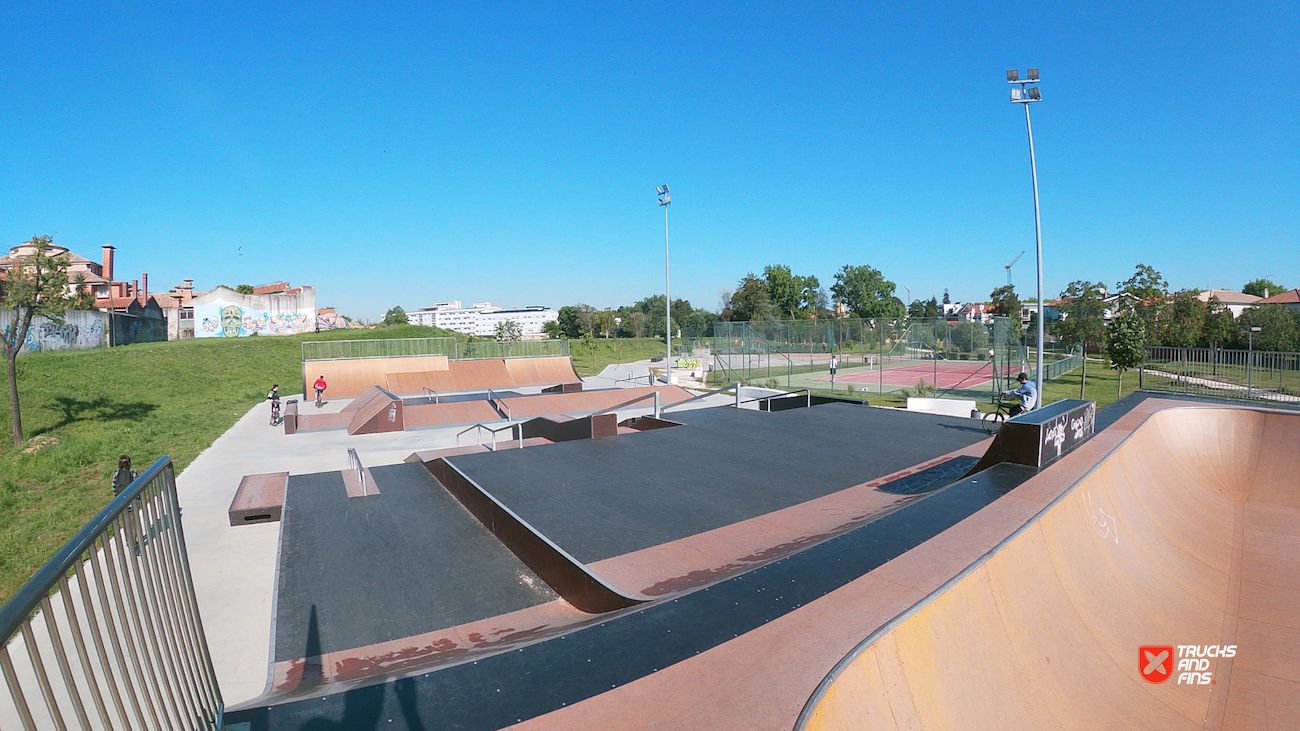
left=1001, top=373, right=1038, bottom=417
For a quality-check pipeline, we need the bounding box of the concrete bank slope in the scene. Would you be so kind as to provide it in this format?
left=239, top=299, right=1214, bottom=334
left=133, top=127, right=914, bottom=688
left=802, top=404, right=1300, bottom=731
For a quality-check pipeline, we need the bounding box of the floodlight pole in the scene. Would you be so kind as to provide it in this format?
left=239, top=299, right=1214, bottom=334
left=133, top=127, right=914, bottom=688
left=1009, top=69, right=1045, bottom=402
left=658, top=185, right=673, bottom=385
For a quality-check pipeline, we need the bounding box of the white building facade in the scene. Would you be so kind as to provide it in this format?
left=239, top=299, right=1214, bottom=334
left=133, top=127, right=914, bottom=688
left=408, top=300, right=558, bottom=339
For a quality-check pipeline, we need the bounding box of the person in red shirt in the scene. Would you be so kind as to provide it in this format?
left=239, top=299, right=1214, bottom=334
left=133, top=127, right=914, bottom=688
left=313, top=376, right=327, bottom=408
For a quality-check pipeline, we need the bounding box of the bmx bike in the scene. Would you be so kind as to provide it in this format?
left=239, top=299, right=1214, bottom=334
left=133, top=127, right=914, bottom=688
left=980, top=393, right=1016, bottom=435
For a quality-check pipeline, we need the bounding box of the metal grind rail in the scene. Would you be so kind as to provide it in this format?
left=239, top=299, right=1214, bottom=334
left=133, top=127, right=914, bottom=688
left=0, top=457, right=222, bottom=730
left=347, top=448, right=371, bottom=496
left=456, top=422, right=524, bottom=451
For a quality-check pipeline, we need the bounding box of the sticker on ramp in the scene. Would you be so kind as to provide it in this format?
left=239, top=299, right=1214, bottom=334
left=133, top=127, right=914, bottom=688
left=1140, top=646, right=1174, bottom=683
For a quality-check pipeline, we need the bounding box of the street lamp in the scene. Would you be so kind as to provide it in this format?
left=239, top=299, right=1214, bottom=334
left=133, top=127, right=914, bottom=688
left=1008, top=67, right=1045, bottom=402
left=657, top=184, right=673, bottom=385
left=1248, top=326, right=1261, bottom=396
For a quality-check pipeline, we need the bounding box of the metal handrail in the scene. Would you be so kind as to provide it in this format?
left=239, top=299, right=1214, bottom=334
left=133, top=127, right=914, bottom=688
left=660, top=382, right=740, bottom=413
left=456, top=421, right=523, bottom=451
left=422, top=386, right=439, bottom=404
left=347, top=448, right=369, bottom=496
left=487, top=389, right=512, bottom=420
left=0, top=457, right=222, bottom=730
left=614, top=371, right=656, bottom=387
left=588, top=390, right=663, bottom=419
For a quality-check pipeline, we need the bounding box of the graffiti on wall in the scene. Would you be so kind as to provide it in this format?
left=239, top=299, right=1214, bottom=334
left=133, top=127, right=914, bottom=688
left=1, top=310, right=107, bottom=354
left=195, top=300, right=314, bottom=338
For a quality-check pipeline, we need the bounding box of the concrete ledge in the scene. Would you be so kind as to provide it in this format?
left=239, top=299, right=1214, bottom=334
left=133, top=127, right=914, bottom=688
left=906, top=397, right=978, bottom=418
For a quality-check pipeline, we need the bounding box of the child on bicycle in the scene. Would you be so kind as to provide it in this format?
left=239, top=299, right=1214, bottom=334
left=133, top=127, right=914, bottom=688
left=1001, top=373, right=1038, bottom=417
left=313, top=376, right=327, bottom=407
left=267, top=385, right=281, bottom=425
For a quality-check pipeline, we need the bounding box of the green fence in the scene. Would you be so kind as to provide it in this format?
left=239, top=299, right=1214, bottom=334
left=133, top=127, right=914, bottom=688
left=711, top=317, right=1079, bottom=400
left=303, top=337, right=568, bottom=362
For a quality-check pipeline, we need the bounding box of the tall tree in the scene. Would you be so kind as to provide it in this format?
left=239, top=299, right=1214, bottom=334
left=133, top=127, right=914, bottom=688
left=1053, top=281, right=1107, bottom=398
left=1242, top=278, right=1287, bottom=298
left=988, top=285, right=1021, bottom=323
left=382, top=306, right=408, bottom=325
left=830, top=264, right=904, bottom=319
left=1117, top=263, right=1169, bottom=323
left=907, top=297, right=939, bottom=319
left=1106, top=313, right=1147, bottom=400
left=1236, top=305, right=1300, bottom=352
left=729, top=273, right=772, bottom=321
left=493, top=319, right=523, bottom=341
left=1, top=235, right=72, bottom=446
left=1161, top=290, right=1208, bottom=347
left=1199, top=297, right=1236, bottom=348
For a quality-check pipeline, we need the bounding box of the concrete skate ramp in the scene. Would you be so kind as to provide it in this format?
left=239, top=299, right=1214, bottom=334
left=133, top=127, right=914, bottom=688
left=386, top=359, right=515, bottom=394
left=305, top=355, right=449, bottom=399
left=801, top=407, right=1300, bottom=731
left=505, top=356, right=581, bottom=387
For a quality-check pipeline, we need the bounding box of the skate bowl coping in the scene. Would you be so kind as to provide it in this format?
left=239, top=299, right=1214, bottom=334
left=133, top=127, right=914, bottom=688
left=798, top=406, right=1300, bottom=730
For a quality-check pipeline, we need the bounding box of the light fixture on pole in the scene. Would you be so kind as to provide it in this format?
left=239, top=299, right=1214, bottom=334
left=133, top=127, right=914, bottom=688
left=1248, top=326, right=1261, bottom=396
left=1008, top=67, right=1045, bottom=402
left=657, top=184, right=673, bottom=385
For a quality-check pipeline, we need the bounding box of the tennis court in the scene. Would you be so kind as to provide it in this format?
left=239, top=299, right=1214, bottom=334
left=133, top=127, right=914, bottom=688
left=815, top=360, right=998, bottom=390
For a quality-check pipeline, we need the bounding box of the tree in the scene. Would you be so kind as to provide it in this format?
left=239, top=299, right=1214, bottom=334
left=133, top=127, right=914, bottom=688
left=988, top=285, right=1021, bottom=322
left=942, top=289, right=950, bottom=305
left=594, top=309, right=617, bottom=338
left=1242, top=278, right=1287, bottom=299
left=493, top=319, right=522, bottom=341
left=70, top=273, right=97, bottom=310
left=907, top=297, right=939, bottom=319
left=1236, top=305, right=1300, bottom=353
left=762, top=265, right=823, bottom=319
left=236, top=284, right=256, bottom=295
left=830, top=264, right=905, bottom=319
left=623, top=311, right=647, bottom=338
left=1199, top=297, right=1236, bottom=348
left=2, top=235, right=71, bottom=446
left=1053, top=281, right=1108, bottom=398
left=729, top=273, right=772, bottom=321
left=382, top=306, right=408, bottom=325
left=542, top=320, right=563, bottom=339
left=1160, top=290, right=1207, bottom=347
left=1106, top=313, right=1147, bottom=400
left=1116, top=263, right=1168, bottom=323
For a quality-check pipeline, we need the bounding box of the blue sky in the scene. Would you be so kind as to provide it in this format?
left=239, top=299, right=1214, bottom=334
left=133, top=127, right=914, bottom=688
left=2, top=2, right=1296, bottom=319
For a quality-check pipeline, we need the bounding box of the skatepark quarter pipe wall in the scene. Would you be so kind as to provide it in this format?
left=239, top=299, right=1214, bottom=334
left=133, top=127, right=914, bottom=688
left=800, top=406, right=1300, bottom=731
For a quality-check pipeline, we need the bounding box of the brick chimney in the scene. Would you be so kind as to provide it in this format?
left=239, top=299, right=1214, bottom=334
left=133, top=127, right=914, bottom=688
left=132, top=279, right=139, bottom=304
left=101, top=244, right=115, bottom=282
left=142, top=273, right=148, bottom=304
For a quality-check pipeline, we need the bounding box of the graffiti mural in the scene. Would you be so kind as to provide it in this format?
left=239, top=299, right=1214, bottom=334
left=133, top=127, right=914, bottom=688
left=195, top=300, right=314, bottom=338
left=0, top=309, right=107, bottom=354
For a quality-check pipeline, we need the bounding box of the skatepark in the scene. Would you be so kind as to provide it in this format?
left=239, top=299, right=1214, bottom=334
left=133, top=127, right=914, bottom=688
left=2, top=344, right=1299, bottom=730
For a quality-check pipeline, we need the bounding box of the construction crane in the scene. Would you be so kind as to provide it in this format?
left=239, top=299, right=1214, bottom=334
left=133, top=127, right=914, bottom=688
left=1005, top=251, right=1025, bottom=286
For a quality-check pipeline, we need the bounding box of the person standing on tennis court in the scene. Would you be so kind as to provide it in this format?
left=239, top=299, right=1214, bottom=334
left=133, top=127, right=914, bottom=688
left=1001, top=372, right=1038, bottom=416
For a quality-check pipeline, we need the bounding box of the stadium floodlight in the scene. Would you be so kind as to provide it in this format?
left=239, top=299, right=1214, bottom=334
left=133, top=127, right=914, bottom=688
left=1006, top=67, right=1046, bottom=400
left=658, top=184, right=673, bottom=384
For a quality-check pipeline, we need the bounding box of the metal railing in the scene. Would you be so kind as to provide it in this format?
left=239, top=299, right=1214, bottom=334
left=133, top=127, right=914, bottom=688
left=588, top=390, right=663, bottom=419
left=302, top=337, right=571, bottom=362
left=487, top=389, right=512, bottom=420
left=302, top=337, right=457, bottom=362
left=456, top=422, right=523, bottom=451
left=0, top=457, right=222, bottom=730
left=347, top=449, right=370, bottom=497
left=422, top=387, right=439, bottom=404
left=1141, top=346, right=1300, bottom=403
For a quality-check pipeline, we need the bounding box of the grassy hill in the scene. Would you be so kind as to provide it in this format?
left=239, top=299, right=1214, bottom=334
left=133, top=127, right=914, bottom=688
left=0, top=325, right=459, bottom=602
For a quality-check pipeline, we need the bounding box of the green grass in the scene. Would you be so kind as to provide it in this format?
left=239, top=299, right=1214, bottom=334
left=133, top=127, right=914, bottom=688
left=570, top=338, right=677, bottom=377
left=0, top=324, right=460, bottom=603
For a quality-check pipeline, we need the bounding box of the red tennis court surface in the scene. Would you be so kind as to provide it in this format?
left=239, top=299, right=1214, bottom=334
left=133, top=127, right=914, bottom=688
left=818, top=362, right=997, bottom=389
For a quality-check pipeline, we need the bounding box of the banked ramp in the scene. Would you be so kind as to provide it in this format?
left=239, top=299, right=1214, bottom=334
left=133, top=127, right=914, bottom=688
left=800, top=406, right=1300, bottom=731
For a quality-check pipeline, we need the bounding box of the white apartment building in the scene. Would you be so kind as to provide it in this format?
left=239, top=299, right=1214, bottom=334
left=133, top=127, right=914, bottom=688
left=408, top=300, right=558, bottom=339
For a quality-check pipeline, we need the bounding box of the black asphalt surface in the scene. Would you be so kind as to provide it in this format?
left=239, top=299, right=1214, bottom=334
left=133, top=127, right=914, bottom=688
left=273, top=464, right=557, bottom=662
left=447, top=403, right=990, bottom=563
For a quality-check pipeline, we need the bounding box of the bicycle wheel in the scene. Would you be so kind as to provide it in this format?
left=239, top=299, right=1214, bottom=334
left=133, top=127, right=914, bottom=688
left=981, top=410, right=1005, bottom=435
